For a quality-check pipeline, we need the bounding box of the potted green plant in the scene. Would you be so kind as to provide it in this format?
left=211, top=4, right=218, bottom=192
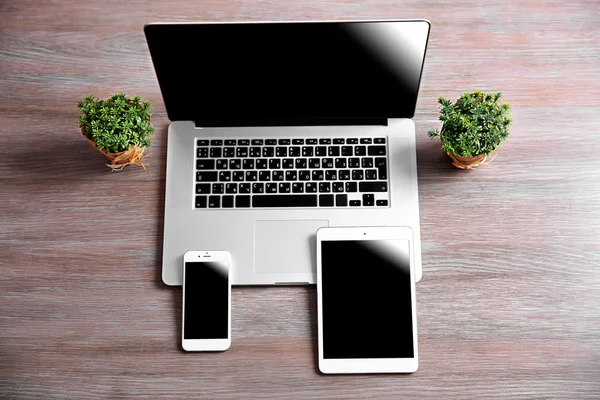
left=77, top=93, right=154, bottom=170
left=428, top=90, right=512, bottom=169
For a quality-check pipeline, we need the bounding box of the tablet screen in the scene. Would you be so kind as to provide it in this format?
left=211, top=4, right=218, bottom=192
left=321, top=239, right=414, bottom=359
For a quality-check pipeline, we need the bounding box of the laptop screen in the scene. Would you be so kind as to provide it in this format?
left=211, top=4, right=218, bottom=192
left=144, top=21, right=430, bottom=124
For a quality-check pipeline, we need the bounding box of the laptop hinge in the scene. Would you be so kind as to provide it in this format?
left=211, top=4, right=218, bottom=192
left=194, top=117, right=388, bottom=128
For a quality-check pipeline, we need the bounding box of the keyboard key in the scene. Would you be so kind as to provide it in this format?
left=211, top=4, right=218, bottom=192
left=259, top=171, right=271, bottom=181
left=279, top=182, right=291, bottom=193
left=266, top=182, right=278, bottom=193
left=333, top=138, right=345, bottom=144
left=341, top=146, right=353, bottom=156
left=375, top=158, right=387, bottom=180
left=347, top=138, right=358, bottom=144
left=222, top=195, right=234, bottom=208
left=263, top=147, right=274, bottom=157
left=269, top=159, right=281, bottom=169
left=278, top=139, right=291, bottom=145
left=349, top=200, right=361, bottom=206
left=196, top=159, right=215, bottom=170
left=238, top=139, right=250, bottom=145
left=368, top=145, right=386, bottom=156
left=252, top=183, right=264, bottom=193
left=196, top=171, right=218, bottom=182
left=250, top=147, right=261, bottom=157
left=309, top=158, right=320, bottom=168
left=210, top=139, right=223, bottom=146
left=319, top=138, right=331, bottom=145
left=339, top=170, right=351, bottom=180
left=360, top=138, right=372, bottom=144
left=236, top=147, right=248, bottom=157
left=374, top=137, right=386, bottom=144
left=195, top=196, right=207, bottom=208
left=302, top=147, right=313, bottom=157
left=312, top=170, right=324, bottom=180
left=352, top=170, right=364, bottom=180
left=197, top=147, right=208, bottom=158
left=299, top=170, right=311, bottom=181
left=315, top=146, right=327, bottom=156
left=289, top=146, right=301, bottom=157
left=285, top=170, right=297, bottom=181
left=253, top=195, right=318, bottom=207
left=305, top=182, right=317, bottom=193
left=328, top=146, right=340, bottom=156
left=196, top=183, right=210, bottom=194
left=208, top=196, right=220, bottom=208
left=229, top=159, right=241, bottom=169
left=363, top=194, right=375, bottom=206
left=242, top=159, right=255, bottom=169
left=197, top=139, right=209, bottom=146
left=348, top=158, right=360, bottom=168
left=346, top=182, right=357, bottom=192
left=216, top=159, right=228, bottom=169
left=325, top=170, right=337, bottom=180
left=365, top=169, right=378, bottom=180
left=210, top=148, right=222, bottom=158
left=355, top=146, right=366, bottom=156
left=212, top=183, right=224, bottom=194
left=359, top=181, right=388, bottom=192
left=245, top=171, right=258, bottom=181
left=282, top=159, right=294, bottom=169
left=376, top=199, right=389, bottom=206
left=319, top=194, right=334, bottom=207
left=322, top=158, right=334, bottom=168
left=306, top=139, right=318, bottom=145
left=265, top=139, right=277, bottom=145
left=295, top=158, right=307, bottom=169
left=292, top=182, right=304, bottom=193
left=292, top=139, right=304, bottom=145
left=251, top=139, right=263, bottom=145
left=239, top=183, right=251, bottom=193
left=225, top=183, right=238, bottom=194
left=335, top=158, right=347, bottom=168
left=336, top=194, right=348, bottom=206
left=224, top=139, right=236, bottom=146
left=233, top=171, right=245, bottom=182
left=272, top=170, right=284, bottom=181
left=256, top=159, right=268, bottom=169
left=319, top=182, right=331, bottom=193
left=236, top=195, right=251, bottom=208
left=276, top=147, right=287, bottom=157
left=219, top=171, right=231, bottom=182
left=224, top=147, right=235, bottom=157
left=332, top=182, right=344, bottom=192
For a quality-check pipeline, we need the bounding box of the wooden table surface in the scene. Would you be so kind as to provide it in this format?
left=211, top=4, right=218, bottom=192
left=2, top=1, right=599, bottom=398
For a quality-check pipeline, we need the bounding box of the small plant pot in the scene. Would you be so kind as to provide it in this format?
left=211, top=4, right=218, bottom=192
left=81, top=128, right=146, bottom=170
left=446, top=152, right=490, bottom=170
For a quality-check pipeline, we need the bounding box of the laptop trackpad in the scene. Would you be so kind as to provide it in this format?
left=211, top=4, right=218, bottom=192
left=254, top=220, right=329, bottom=274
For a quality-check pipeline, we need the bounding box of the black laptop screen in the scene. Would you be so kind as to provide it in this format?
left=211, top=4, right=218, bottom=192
left=144, top=21, right=430, bottom=124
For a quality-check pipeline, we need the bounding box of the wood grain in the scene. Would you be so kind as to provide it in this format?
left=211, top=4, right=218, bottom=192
left=1, top=0, right=599, bottom=398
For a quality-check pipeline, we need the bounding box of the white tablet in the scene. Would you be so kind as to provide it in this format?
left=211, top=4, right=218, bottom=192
left=316, top=226, right=418, bottom=374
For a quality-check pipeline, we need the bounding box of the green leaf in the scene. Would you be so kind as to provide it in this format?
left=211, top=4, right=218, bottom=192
left=428, top=91, right=511, bottom=157
left=76, top=93, right=154, bottom=153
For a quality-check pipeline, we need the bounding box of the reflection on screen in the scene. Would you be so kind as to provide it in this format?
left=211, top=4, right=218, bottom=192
left=144, top=21, right=430, bottom=122
left=321, top=239, right=413, bottom=359
left=184, top=262, right=229, bottom=339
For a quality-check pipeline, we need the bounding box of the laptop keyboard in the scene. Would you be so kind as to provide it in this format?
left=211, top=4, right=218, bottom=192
left=194, top=137, right=389, bottom=209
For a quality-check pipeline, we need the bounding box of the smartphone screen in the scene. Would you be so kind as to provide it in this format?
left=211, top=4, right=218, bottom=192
left=320, top=239, right=413, bottom=359
left=183, top=261, right=229, bottom=339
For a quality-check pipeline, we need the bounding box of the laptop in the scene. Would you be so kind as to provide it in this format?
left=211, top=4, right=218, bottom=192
left=144, top=19, right=430, bottom=286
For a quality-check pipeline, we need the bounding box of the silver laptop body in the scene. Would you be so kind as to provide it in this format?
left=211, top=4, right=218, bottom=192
left=144, top=20, right=430, bottom=285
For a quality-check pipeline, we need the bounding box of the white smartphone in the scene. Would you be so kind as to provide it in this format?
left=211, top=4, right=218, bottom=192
left=182, top=250, right=232, bottom=351
left=316, top=226, right=418, bottom=374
